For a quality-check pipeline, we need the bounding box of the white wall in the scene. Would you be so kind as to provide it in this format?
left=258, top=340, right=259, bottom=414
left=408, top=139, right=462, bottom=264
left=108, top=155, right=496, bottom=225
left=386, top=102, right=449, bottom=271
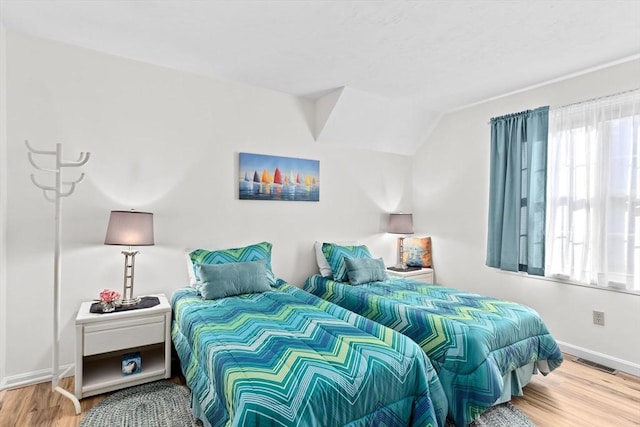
left=414, top=59, right=640, bottom=374
left=0, top=23, right=8, bottom=390
left=1, top=31, right=413, bottom=386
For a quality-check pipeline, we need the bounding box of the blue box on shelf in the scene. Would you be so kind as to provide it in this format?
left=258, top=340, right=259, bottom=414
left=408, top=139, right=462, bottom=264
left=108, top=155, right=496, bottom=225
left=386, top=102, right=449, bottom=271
left=122, top=352, right=141, bottom=376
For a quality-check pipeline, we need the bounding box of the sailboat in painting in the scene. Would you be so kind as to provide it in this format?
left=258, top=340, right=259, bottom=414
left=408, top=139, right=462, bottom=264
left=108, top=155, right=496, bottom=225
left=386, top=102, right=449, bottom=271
left=261, top=169, right=272, bottom=183
left=273, top=168, right=283, bottom=185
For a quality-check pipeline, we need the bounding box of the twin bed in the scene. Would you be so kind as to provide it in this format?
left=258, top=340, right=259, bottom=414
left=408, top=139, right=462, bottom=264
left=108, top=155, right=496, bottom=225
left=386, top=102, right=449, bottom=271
left=304, top=274, right=563, bottom=426
left=172, top=281, right=448, bottom=426
left=172, top=241, right=563, bottom=426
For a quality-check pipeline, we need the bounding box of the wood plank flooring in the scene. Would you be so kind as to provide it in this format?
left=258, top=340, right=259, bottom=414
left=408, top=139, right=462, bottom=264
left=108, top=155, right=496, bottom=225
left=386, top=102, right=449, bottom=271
left=511, top=355, right=640, bottom=426
left=0, top=353, right=638, bottom=426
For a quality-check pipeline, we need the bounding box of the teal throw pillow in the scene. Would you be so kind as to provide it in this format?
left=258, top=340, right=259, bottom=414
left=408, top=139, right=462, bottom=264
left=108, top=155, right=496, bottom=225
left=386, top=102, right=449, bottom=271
left=197, top=259, right=271, bottom=300
left=189, top=241, right=276, bottom=286
left=344, top=257, right=388, bottom=285
left=322, top=243, right=372, bottom=282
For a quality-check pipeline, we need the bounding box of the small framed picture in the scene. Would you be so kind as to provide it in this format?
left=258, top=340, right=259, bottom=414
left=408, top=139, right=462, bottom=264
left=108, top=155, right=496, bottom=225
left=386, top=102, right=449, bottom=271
left=122, top=352, right=141, bottom=376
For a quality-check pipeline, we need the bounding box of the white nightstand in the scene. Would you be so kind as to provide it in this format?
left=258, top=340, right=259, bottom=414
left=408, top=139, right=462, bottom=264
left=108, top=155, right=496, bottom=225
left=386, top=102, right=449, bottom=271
left=387, top=267, right=435, bottom=284
left=75, top=294, right=172, bottom=399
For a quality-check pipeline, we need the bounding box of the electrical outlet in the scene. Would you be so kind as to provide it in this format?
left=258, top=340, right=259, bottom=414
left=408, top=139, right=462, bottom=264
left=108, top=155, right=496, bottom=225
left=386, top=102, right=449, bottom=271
left=593, top=310, right=605, bottom=326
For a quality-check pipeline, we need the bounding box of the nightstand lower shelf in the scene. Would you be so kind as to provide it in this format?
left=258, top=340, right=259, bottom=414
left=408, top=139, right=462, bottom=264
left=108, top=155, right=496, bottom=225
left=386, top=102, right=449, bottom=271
left=81, top=344, right=166, bottom=397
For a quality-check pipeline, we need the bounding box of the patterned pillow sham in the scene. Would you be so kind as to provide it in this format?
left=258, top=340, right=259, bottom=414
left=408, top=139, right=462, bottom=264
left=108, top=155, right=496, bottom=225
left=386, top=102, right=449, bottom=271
left=188, top=241, right=276, bottom=287
left=314, top=240, right=356, bottom=277
left=322, top=243, right=372, bottom=282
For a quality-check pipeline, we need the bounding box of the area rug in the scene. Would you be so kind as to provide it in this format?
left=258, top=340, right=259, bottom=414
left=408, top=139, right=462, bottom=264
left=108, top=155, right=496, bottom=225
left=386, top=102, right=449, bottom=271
left=446, top=402, right=536, bottom=427
left=80, top=380, right=534, bottom=426
left=79, top=381, right=202, bottom=427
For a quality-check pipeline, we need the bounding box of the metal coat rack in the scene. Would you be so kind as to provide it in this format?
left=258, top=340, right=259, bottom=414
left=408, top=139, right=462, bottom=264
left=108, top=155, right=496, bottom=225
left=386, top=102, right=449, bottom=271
left=26, top=140, right=90, bottom=415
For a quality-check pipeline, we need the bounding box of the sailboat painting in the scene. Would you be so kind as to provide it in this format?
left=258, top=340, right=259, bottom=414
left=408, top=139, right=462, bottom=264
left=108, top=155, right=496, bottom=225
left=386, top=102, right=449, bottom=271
left=239, top=152, right=320, bottom=201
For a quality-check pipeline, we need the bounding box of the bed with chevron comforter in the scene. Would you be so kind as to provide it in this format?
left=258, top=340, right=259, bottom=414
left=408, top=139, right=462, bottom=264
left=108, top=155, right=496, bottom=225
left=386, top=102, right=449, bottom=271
left=304, top=275, right=563, bottom=426
left=171, top=279, right=448, bottom=427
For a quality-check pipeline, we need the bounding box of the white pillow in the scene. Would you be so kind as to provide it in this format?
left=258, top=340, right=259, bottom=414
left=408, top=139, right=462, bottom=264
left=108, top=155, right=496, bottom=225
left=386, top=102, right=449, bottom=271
left=314, top=240, right=356, bottom=277
left=185, top=249, right=198, bottom=286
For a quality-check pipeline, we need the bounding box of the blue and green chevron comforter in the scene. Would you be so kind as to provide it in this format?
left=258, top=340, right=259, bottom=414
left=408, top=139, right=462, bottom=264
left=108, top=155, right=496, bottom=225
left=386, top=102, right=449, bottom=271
left=171, top=280, right=448, bottom=427
left=304, top=275, right=563, bottom=427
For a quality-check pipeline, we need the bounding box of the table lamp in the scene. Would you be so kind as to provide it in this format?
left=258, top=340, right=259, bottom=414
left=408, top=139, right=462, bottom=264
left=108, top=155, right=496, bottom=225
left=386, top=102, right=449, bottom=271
left=104, top=210, right=154, bottom=306
left=388, top=213, right=414, bottom=270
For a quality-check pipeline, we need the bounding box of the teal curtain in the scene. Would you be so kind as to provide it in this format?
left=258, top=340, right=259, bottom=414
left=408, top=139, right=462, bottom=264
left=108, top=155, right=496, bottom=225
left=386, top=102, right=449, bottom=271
left=486, top=106, right=548, bottom=275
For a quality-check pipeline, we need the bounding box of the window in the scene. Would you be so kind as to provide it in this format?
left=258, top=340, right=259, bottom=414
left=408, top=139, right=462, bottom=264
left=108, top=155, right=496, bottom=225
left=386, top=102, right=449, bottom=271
left=545, top=90, right=640, bottom=292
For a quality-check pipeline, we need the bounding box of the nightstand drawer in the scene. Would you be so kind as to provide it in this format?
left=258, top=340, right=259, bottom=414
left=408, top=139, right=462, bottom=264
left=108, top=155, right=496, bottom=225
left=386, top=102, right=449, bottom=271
left=84, top=315, right=165, bottom=356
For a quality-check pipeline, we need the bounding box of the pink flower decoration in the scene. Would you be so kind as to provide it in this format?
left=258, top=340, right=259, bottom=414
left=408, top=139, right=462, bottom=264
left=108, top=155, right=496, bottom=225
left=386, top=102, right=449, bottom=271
left=99, top=289, right=121, bottom=303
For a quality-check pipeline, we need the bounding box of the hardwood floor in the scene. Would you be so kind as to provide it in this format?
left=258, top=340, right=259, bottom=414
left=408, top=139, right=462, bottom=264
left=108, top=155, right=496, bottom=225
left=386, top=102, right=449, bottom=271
left=511, top=355, right=640, bottom=426
left=0, top=353, right=638, bottom=426
left=0, top=376, right=186, bottom=427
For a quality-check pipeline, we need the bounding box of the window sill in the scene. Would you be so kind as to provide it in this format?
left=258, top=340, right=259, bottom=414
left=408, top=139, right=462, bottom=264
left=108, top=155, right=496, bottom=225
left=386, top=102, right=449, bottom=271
left=494, top=268, right=640, bottom=296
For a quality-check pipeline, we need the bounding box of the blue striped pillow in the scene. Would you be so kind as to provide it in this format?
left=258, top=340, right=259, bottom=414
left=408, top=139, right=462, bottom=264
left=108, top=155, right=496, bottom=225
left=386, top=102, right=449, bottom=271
left=188, top=241, right=276, bottom=287
left=322, top=243, right=372, bottom=282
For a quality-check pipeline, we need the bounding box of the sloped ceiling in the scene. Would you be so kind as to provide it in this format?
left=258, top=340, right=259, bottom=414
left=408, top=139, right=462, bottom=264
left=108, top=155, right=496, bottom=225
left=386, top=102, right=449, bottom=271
left=1, top=1, right=639, bottom=154
left=315, top=87, right=441, bottom=155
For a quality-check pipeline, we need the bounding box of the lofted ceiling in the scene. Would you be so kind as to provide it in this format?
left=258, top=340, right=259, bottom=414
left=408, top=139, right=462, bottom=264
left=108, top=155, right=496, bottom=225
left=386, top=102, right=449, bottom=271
left=1, top=0, right=639, bottom=154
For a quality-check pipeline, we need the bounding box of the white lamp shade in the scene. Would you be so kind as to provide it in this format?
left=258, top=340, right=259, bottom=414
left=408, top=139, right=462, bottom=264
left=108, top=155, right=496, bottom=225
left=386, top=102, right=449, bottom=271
left=104, top=210, right=154, bottom=246
left=388, top=213, right=414, bottom=234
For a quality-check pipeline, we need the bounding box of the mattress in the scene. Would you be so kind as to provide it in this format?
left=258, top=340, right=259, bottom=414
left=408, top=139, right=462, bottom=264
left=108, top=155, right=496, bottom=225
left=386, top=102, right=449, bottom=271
left=171, top=279, right=449, bottom=426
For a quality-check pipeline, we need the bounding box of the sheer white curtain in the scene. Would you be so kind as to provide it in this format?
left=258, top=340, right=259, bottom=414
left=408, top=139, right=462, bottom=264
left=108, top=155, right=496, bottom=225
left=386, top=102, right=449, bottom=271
left=546, top=89, right=640, bottom=292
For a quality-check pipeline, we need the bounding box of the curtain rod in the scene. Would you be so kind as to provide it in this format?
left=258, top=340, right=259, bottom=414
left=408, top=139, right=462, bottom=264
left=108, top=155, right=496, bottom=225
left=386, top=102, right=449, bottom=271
left=488, top=106, right=548, bottom=124
left=555, top=87, right=639, bottom=110
left=487, top=88, right=640, bottom=124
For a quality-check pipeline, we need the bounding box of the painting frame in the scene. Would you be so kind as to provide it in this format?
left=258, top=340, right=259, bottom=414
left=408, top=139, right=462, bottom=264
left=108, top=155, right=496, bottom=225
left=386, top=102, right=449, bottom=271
left=239, top=152, right=320, bottom=202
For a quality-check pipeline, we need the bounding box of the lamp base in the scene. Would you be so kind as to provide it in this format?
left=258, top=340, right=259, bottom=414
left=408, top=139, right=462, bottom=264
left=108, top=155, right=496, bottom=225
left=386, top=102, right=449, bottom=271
left=120, top=250, right=140, bottom=307
left=119, top=296, right=141, bottom=307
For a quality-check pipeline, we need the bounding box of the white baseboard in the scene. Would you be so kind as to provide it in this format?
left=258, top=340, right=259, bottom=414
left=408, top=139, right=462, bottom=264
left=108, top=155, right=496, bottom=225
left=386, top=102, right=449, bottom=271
left=0, top=364, right=74, bottom=392
left=557, top=340, right=640, bottom=377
